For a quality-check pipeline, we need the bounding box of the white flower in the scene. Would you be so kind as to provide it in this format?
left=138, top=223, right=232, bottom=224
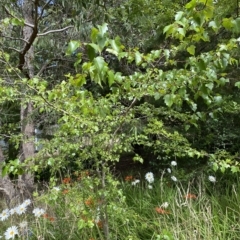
left=4, top=226, right=19, bottom=239
left=148, top=185, right=153, bottom=189
left=161, top=202, right=169, bottom=208
left=0, top=209, right=10, bottom=221
left=53, top=186, right=60, bottom=191
left=16, top=204, right=27, bottom=215
left=171, top=161, right=177, bottom=166
left=32, top=208, right=45, bottom=217
left=167, top=168, right=171, bottom=173
left=131, top=179, right=140, bottom=186
left=208, top=176, right=216, bottom=183
left=10, top=207, right=18, bottom=215
left=22, top=199, right=31, bottom=207
left=19, top=221, right=28, bottom=228
left=145, top=172, right=154, bottom=183
left=171, top=176, right=177, bottom=182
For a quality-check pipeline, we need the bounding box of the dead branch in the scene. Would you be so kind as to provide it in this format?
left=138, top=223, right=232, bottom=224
left=37, top=26, right=74, bottom=36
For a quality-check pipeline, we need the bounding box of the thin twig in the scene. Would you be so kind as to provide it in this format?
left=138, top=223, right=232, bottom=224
left=37, top=26, right=74, bottom=36
left=1, top=35, right=29, bottom=44
left=37, top=0, right=53, bottom=21
left=7, top=47, right=21, bottom=53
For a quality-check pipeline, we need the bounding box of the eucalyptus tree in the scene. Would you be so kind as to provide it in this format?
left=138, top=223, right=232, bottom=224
left=0, top=0, right=110, bottom=204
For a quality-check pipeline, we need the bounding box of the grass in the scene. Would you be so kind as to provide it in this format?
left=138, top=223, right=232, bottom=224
left=0, top=171, right=240, bottom=239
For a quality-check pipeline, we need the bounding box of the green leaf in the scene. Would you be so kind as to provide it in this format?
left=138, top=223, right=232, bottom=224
left=205, top=82, right=213, bottom=90
left=164, top=94, right=175, bottom=107
left=234, top=81, right=240, bottom=88
left=177, top=28, right=185, bottom=37
left=98, top=23, right=108, bottom=36
left=232, top=18, right=240, bottom=33
left=231, top=166, right=239, bottom=173
left=87, top=44, right=97, bottom=61
left=222, top=18, right=233, bottom=30
left=11, top=18, right=24, bottom=26
left=187, top=45, right=196, bottom=55
left=213, top=95, right=222, bottom=104
left=185, top=0, right=197, bottom=9
left=135, top=52, right=142, bottom=65
left=108, top=70, right=115, bottom=86
left=93, top=56, right=106, bottom=72
left=66, top=40, right=81, bottom=56
left=91, top=27, right=99, bottom=42
left=175, top=11, right=184, bottom=21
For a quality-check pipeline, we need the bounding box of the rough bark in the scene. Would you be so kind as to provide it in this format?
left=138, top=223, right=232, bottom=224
left=17, top=0, right=38, bottom=200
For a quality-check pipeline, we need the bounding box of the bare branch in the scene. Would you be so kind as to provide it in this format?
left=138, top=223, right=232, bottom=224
left=37, top=26, right=74, bottom=36
left=1, top=35, right=29, bottom=44
left=7, top=47, right=21, bottom=53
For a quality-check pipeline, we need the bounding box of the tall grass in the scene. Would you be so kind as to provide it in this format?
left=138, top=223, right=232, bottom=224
left=0, top=172, right=240, bottom=239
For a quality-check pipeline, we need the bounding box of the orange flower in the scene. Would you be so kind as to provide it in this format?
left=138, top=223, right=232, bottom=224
left=43, top=213, right=49, bottom=219
left=62, top=189, right=69, bottom=194
left=85, top=197, right=94, bottom=207
left=62, top=177, right=71, bottom=184
left=125, top=175, right=133, bottom=181
left=49, top=217, right=55, bottom=222
left=155, top=207, right=170, bottom=214
left=184, top=193, right=197, bottom=200
left=42, top=214, right=55, bottom=222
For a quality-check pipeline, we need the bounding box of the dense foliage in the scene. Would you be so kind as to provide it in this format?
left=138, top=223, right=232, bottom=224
left=0, top=0, right=240, bottom=239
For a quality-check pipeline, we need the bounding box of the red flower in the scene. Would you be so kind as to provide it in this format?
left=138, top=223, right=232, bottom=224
left=155, top=207, right=170, bottom=214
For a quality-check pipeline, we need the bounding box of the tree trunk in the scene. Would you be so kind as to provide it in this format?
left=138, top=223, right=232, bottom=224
left=17, top=0, right=38, bottom=200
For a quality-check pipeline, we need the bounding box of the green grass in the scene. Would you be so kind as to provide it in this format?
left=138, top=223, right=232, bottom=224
left=0, top=172, right=240, bottom=240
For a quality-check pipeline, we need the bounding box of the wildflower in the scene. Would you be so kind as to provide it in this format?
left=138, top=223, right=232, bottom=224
left=125, top=175, right=133, bottom=181
left=19, top=221, right=28, bottom=229
left=22, top=199, right=31, bottom=207
left=184, top=193, right=197, bottom=200
left=161, top=202, right=169, bottom=208
left=62, top=189, right=69, bottom=194
left=4, top=226, right=19, bottom=239
left=208, top=176, right=216, bottom=183
left=171, top=176, right=177, bottom=182
left=167, top=168, right=171, bottom=173
left=49, top=217, right=55, bottom=222
left=53, top=186, right=60, bottom=191
left=171, top=161, right=177, bottom=166
left=85, top=198, right=94, bottom=207
left=131, top=179, right=140, bottom=186
left=33, top=208, right=45, bottom=217
left=62, top=177, right=71, bottom=184
left=0, top=209, right=10, bottom=221
left=145, top=172, right=154, bottom=183
left=9, top=207, right=18, bottom=215
left=148, top=185, right=153, bottom=189
left=16, top=204, right=27, bottom=215
left=155, top=207, right=170, bottom=214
